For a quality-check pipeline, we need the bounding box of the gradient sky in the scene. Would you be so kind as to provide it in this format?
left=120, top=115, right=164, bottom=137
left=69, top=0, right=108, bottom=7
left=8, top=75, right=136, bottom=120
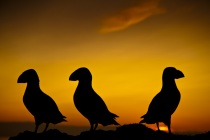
left=0, top=0, right=210, bottom=133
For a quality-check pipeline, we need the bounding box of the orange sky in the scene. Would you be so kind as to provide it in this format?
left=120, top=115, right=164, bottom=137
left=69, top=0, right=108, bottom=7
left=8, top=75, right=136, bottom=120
left=0, top=0, right=210, bottom=133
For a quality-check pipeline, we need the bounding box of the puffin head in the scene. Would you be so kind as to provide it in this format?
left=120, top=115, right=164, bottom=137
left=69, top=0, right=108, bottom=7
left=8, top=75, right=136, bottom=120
left=69, top=67, right=92, bottom=82
left=17, top=69, right=39, bottom=83
left=162, top=67, right=184, bottom=80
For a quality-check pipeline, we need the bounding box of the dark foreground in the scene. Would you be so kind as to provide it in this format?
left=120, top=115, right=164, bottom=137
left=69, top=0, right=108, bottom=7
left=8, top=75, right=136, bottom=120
left=9, top=124, right=210, bottom=140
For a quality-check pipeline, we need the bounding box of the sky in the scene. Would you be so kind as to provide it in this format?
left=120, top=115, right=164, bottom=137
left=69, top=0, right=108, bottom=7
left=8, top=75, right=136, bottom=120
left=0, top=0, right=210, bottom=135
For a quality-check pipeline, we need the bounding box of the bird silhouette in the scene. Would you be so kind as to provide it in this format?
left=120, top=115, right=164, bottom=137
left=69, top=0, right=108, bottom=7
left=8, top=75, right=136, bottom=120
left=17, top=69, right=66, bottom=133
left=69, top=67, right=119, bottom=131
left=139, top=67, right=184, bottom=134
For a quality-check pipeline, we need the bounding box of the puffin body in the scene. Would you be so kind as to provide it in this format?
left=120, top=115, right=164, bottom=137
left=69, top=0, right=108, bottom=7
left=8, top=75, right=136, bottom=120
left=69, top=67, right=119, bottom=131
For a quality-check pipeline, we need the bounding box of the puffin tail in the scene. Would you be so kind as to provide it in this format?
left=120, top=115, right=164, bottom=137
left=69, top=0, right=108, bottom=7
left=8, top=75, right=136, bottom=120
left=139, top=114, right=146, bottom=123
left=62, top=115, right=67, bottom=122
left=139, top=119, right=146, bottom=124
left=101, top=112, right=120, bottom=126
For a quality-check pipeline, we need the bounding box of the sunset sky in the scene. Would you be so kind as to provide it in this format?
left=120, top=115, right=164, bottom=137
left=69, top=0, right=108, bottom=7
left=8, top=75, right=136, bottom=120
left=0, top=0, right=210, bottom=135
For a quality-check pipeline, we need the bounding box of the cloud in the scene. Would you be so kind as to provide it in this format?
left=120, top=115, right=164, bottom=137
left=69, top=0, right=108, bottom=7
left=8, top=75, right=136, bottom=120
left=99, top=0, right=165, bottom=33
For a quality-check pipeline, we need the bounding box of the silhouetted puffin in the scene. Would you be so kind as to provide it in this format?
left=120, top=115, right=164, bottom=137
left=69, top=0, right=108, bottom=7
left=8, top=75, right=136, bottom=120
left=140, top=67, right=184, bottom=134
left=17, top=69, right=66, bottom=133
left=69, top=67, right=119, bottom=131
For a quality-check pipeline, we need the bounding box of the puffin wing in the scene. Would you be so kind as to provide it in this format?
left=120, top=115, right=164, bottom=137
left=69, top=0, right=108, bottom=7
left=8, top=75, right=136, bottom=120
left=35, top=91, right=66, bottom=123
left=90, top=91, right=119, bottom=125
left=141, top=92, right=169, bottom=122
left=80, top=90, right=110, bottom=118
left=75, top=89, right=117, bottom=124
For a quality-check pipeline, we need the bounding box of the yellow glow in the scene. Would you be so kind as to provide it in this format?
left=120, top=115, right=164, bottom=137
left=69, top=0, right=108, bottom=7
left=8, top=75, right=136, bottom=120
left=159, top=126, right=169, bottom=132
left=0, top=0, right=210, bottom=134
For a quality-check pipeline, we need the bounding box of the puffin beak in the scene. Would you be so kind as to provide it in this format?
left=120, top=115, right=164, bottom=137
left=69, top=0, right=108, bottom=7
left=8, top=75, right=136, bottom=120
left=17, top=75, right=26, bottom=83
left=69, top=73, right=77, bottom=81
left=175, top=70, right=184, bottom=79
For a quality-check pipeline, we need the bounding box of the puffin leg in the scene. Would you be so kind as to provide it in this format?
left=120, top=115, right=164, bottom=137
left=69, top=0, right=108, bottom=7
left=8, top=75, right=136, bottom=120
left=90, top=122, right=94, bottom=131
left=43, top=123, right=49, bottom=133
left=164, top=117, right=172, bottom=134
left=93, top=123, right=98, bottom=131
left=156, top=122, right=160, bottom=131
left=167, top=119, right=172, bottom=134
left=35, top=124, right=39, bottom=133
left=34, top=118, right=41, bottom=133
left=168, top=123, right=171, bottom=134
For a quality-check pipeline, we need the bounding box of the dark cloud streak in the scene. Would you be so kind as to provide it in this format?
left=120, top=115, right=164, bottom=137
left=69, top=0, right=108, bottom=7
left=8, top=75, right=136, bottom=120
left=99, top=0, right=165, bottom=33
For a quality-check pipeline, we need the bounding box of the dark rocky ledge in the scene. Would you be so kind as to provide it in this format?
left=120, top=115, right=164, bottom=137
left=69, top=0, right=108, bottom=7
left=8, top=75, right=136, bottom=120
left=9, top=123, right=210, bottom=140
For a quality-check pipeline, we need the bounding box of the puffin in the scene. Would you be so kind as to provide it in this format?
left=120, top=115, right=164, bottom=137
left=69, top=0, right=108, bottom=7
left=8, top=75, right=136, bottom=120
left=69, top=67, right=119, bottom=131
left=140, top=67, right=184, bottom=134
left=17, top=69, right=66, bottom=133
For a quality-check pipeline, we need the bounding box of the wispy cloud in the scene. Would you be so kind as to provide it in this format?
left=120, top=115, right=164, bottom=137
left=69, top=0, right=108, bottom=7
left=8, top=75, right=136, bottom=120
left=99, top=0, right=165, bottom=33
